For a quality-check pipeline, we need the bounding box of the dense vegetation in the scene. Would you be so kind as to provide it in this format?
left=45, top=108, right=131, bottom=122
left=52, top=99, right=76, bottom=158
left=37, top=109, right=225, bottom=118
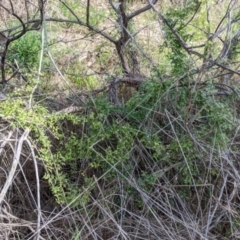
left=1, top=0, right=240, bottom=239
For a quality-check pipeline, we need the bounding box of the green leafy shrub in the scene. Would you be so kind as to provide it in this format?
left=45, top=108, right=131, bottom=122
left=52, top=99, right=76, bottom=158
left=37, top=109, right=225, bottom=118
left=1, top=74, right=236, bottom=211
left=0, top=55, right=239, bottom=239
left=44, top=77, right=236, bottom=208
left=161, top=3, right=198, bottom=76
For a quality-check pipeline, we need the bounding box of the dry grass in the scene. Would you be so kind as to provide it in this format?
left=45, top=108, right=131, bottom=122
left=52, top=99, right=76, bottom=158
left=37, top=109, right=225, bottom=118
left=1, top=1, right=240, bottom=240
left=1, top=111, right=240, bottom=239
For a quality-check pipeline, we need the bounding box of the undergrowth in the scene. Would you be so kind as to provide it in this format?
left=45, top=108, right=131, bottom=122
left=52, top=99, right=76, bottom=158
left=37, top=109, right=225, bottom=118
left=1, top=75, right=239, bottom=239
left=1, top=1, right=240, bottom=239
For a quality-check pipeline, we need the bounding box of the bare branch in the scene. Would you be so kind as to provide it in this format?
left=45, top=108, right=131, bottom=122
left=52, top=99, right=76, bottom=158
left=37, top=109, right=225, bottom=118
left=57, top=1, right=117, bottom=44
left=86, top=0, right=90, bottom=26
left=128, top=0, right=158, bottom=20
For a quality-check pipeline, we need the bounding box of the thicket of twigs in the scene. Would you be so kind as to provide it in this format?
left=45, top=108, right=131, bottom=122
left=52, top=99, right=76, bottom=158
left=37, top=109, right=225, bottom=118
left=1, top=1, right=240, bottom=239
